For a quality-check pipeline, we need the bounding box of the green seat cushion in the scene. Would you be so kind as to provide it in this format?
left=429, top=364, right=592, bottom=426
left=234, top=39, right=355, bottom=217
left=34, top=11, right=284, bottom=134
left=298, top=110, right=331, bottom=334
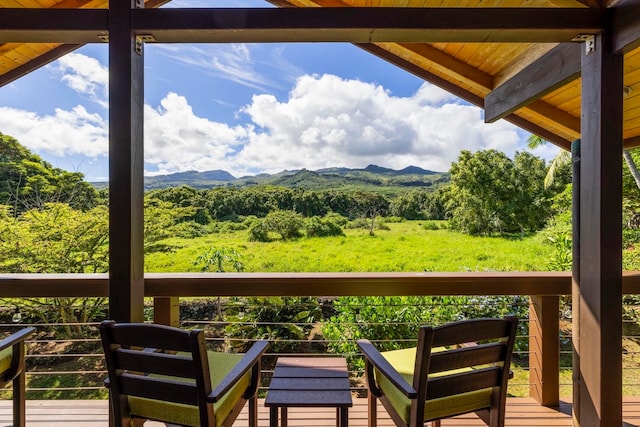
left=0, top=346, right=12, bottom=375
left=375, top=347, right=493, bottom=423
left=128, top=351, right=250, bottom=427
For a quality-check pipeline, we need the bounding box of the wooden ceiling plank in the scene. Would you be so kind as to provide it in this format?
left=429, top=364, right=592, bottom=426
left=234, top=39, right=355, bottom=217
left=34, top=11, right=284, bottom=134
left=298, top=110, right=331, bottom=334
left=394, top=42, right=493, bottom=91
left=358, top=42, right=485, bottom=105
left=131, top=7, right=603, bottom=43
left=0, top=43, right=79, bottom=87
left=611, top=0, right=640, bottom=54
left=485, top=43, right=581, bottom=122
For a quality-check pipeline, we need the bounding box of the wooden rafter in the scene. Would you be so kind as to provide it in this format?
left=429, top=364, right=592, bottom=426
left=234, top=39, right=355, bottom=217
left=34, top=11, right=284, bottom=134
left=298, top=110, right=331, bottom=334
left=611, top=0, right=640, bottom=54
left=485, top=43, right=582, bottom=123
left=358, top=43, right=573, bottom=149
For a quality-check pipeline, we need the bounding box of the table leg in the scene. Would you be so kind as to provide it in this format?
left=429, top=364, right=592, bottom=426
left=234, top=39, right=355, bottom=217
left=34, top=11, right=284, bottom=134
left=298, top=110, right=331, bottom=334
left=270, top=407, right=278, bottom=427
left=338, top=407, right=348, bottom=427
left=282, top=407, right=288, bottom=427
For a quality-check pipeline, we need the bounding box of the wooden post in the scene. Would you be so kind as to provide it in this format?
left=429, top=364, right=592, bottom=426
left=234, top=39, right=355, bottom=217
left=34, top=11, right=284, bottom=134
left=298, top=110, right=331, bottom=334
left=571, top=139, right=581, bottom=426
left=108, top=0, right=145, bottom=323
left=578, top=32, right=623, bottom=427
left=154, top=297, right=180, bottom=327
left=529, top=295, right=560, bottom=406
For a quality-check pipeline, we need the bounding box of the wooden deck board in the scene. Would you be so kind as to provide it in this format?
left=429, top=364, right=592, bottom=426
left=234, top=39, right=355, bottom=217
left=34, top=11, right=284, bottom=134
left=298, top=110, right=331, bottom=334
left=0, top=397, right=637, bottom=426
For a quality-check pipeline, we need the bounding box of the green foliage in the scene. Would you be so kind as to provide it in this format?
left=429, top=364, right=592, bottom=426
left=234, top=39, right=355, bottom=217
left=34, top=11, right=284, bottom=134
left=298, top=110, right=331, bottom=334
left=224, top=297, right=324, bottom=353
left=447, top=150, right=554, bottom=236
left=0, top=203, right=108, bottom=273
left=194, top=247, right=244, bottom=272
left=248, top=210, right=305, bottom=241
left=322, top=295, right=529, bottom=368
left=545, top=233, right=572, bottom=271
left=0, top=133, right=97, bottom=214
left=305, top=216, right=345, bottom=238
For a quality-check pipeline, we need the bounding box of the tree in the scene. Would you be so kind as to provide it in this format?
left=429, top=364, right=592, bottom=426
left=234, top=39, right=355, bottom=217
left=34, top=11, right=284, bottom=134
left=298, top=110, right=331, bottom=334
left=447, top=150, right=552, bottom=235
left=351, top=191, right=390, bottom=236
left=0, top=132, right=97, bottom=215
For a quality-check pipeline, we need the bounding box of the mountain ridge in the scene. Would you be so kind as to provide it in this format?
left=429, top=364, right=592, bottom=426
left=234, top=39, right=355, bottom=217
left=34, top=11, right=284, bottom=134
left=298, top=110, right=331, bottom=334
left=94, top=164, right=450, bottom=191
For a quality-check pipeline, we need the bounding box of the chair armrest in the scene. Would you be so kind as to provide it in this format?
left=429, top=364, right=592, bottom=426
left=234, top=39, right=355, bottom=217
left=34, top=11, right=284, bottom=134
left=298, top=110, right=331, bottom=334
left=357, top=339, right=417, bottom=399
left=208, top=340, right=269, bottom=403
left=0, top=327, right=35, bottom=352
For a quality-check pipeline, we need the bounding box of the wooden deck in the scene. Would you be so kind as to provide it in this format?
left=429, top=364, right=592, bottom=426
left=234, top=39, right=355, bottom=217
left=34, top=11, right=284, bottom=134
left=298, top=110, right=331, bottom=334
left=0, top=397, right=638, bottom=426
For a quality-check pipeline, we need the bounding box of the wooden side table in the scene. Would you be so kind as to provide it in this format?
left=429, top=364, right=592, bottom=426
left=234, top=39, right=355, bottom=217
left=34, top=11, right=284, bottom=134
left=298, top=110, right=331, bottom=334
left=265, top=357, right=353, bottom=427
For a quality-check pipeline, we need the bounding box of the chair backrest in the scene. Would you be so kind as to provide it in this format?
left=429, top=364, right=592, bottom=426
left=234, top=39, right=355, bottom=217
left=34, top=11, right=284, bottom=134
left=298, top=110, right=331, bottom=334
left=100, top=320, right=214, bottom=426
left=412, top=316, right=518, bottom=422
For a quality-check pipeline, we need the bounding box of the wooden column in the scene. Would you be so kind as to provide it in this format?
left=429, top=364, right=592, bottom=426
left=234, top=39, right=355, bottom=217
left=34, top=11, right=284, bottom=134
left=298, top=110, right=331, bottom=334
left=578, top=32, right=623, bottom=427
left=154, top=297, right=180, bottom=327
left=108, top=0, right=145, bottom=323
left=529, top=295, right=560, bottom=406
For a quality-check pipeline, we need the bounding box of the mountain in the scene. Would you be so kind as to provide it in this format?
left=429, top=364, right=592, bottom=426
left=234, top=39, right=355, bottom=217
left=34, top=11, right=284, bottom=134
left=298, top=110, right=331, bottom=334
left=92, top=165, right=449, bottom=191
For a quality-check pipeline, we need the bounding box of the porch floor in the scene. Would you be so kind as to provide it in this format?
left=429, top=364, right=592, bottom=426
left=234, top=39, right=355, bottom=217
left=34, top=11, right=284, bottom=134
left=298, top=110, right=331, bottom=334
left=0, top=398, right=639, bottom=426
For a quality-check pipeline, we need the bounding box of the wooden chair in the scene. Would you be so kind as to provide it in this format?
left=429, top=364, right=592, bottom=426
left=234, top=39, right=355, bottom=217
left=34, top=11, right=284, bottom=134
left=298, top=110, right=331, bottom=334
left=100, top=320, right=269, bottom=427
left=0, top=327, right=36, bottom=427
left=357, top=316, right=518, bottom=427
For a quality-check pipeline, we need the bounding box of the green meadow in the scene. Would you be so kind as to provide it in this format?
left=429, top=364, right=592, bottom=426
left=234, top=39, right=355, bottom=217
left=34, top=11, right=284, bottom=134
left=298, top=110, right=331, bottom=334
left=145, top=221, right=555, bottom=273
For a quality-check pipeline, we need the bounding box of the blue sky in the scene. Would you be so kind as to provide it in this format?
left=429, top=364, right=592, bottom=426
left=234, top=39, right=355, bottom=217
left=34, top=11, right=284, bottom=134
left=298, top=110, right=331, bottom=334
left=0, top=0, right=558, bottom=182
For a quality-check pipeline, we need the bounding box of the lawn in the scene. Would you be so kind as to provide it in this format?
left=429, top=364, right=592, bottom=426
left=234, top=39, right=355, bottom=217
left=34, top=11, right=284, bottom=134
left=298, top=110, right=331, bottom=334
left=145, top=220, right=555, bottom=273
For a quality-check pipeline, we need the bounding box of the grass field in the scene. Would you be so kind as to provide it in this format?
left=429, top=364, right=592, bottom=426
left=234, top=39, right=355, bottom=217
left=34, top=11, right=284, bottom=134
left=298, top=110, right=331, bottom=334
left=145, top=220, right=555, bottom=273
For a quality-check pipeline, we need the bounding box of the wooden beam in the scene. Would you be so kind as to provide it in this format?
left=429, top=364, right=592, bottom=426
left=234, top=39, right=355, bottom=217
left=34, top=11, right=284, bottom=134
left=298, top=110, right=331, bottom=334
left=529, top=296, right=560, bottom=407
left=359, top=43, right=573, bottom=149
left=578, top=31, right=623, bottom=427
left=130, top=8, right=603, bottom=43
left=611, top=0, right=640, bottom=54
left=108, top=0, right=145, bottom=323
left=0, top=44, right=81, bottom=88
left=485, top=43, right=581, bottom=123
left=0, top=9, right=108, bottom=43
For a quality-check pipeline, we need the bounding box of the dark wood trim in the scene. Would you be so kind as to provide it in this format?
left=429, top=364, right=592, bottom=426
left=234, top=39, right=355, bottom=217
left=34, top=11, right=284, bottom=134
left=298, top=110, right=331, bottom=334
left=2, top=271, right=640, bottom=297
left=0, top=44, right=81, bottom=88
left=108, top=0, right=145, bottom=323
left=625, top=135, right=640, bottom=149
left=129, top=8, right=603, bottom=43
left=611, top=0, right=640, bottom=54
left=578, top=31, right=623, bottom=426
left=0, top=9, right=108, bottom=43
left=485, top=43, right=581, bottom=123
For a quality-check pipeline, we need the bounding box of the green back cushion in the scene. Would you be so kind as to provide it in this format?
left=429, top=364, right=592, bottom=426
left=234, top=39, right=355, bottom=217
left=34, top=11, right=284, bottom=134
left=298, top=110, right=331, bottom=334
left=375, top=347, right=493, bottom=423
left=128, top=351, right=250, bottom=427
left=0, top=346, right=12, bottom=374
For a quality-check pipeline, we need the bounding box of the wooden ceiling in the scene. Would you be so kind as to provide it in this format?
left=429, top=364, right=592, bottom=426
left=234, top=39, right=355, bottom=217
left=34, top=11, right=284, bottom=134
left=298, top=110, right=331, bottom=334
left=0, top=0, right=639, bottom=151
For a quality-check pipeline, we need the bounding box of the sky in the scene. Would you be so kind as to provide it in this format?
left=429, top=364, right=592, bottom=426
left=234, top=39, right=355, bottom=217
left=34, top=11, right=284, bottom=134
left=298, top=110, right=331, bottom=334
left=0, top=0, right=559, bottom=182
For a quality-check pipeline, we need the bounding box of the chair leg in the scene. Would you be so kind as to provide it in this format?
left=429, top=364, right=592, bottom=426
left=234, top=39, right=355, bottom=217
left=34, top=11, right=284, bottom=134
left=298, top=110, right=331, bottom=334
left=248, top=395, right=258, bottom=427
left=12, top=370, right=26, bottom=427
left=368, top=391, right=377, bottom=427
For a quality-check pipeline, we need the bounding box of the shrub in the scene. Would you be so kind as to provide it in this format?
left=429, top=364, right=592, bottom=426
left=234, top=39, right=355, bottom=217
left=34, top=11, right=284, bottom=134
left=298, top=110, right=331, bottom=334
left=248, top=221, right=270, bottom=242
left=305, top=216, right=345, bottom=238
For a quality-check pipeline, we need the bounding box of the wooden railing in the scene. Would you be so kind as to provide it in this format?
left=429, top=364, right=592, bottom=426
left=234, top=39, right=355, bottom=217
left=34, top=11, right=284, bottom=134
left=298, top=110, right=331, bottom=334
left=2, top=271, right=640, bottom=406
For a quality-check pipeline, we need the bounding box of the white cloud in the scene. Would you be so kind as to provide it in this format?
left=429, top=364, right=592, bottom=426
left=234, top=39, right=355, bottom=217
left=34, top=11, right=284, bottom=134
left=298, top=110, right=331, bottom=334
left=0, top=105, right=107, bottom=157
left=54, top=53, right=109, bottom=108
left=144, top=92, right=249, bottom=175
left=235, top=74, right=522, bottom=173
left=6, top=63, right=526, bottom=177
